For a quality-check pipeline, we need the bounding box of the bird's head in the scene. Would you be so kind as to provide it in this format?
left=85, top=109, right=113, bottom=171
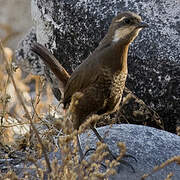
left=108, top=12, right=148, bottom=45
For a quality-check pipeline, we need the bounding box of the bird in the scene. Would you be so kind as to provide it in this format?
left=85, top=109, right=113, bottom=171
left=31, top=11, right=148, bottom=171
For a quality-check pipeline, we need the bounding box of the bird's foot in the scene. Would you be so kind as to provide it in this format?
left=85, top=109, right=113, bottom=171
left=82, top=147, right=136, bottom=173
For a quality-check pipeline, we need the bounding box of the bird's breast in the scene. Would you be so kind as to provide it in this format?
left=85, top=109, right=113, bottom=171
left=107, top=70, right=127, bottom=113
left=110, top=70, right=127, bottom=101
left=95, top=68, right=127, bottom=97
left=94, top=68, right=127, bottom=114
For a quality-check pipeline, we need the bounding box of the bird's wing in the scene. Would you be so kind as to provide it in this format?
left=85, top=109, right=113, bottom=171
left=64, top=57, right=100, bottom=106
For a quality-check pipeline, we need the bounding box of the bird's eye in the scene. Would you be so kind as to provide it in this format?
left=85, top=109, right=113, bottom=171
left=124, top=18, right=131, bottom=24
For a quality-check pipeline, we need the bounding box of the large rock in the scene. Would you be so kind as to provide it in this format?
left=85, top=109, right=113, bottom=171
left=15, top=0, right=180, bottom=133
left=80, top=124, right=180, bottom=179
left=7, top=124, right=180, bottom=179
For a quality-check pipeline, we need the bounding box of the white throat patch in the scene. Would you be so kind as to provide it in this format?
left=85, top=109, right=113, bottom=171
left=112, top=26, right=141, bottom=43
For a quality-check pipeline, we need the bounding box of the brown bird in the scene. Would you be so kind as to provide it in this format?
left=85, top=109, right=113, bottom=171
left=31, top=11, right=148, bottom=170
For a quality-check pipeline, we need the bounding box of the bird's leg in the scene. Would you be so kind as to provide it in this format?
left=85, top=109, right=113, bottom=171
left=90, top=126, right=136, bottom=172
left=91, top=126, right=116, bottom=159
left=77, top=134, right=84, bottom=161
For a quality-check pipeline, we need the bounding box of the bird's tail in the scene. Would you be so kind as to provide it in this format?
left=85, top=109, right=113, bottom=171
left=31, top=43, right=70, bottom=88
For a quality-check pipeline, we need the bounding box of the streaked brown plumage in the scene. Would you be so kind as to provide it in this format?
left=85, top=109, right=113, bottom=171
left=31, top=11, right=148, bottom=169
left=63, top=12, right=148, bottom=129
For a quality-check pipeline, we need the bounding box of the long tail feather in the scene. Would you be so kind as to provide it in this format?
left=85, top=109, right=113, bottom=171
left=31, top=43, right=70, bottom=87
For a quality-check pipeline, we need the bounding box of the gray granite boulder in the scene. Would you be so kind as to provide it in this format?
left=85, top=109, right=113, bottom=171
left=9, top=124, right=180, bottom=179
left=15, top=0, right=180, bottom=133
left=80, top=124, right=180, bottom=179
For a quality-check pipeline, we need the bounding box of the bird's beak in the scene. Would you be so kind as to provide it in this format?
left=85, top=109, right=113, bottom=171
left=137, top=21, right=149, bottom=28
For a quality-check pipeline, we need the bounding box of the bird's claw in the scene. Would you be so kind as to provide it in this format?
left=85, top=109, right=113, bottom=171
left=81, top=147, right=136, bottom=173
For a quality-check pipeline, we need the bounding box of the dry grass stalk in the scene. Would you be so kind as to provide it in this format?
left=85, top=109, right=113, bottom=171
left=176, top=126, right=180, bottom=136
left=165, top=172, right=173, bottom=180
left=48, top=113, right=123, bottom=179
left=141, top=156, right=180, bottom=180
left=0, top=41, right=51, bottom=172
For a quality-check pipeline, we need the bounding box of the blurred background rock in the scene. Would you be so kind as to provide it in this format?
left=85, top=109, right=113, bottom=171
left=0, top=0, right=32, bottom=52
